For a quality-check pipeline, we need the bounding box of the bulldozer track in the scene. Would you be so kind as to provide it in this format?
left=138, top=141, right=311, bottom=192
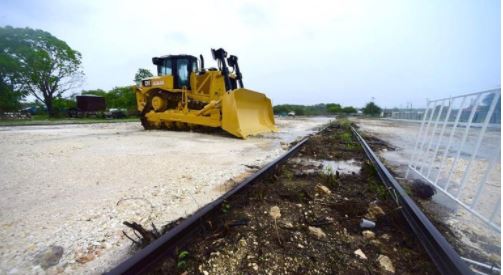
left=107, top=126, right=472, bottom=275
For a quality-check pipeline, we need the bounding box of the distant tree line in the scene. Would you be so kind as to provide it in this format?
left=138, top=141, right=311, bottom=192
left=273, top=103, right=357, bottom=116
left=273, top=102, right=383, bottom=117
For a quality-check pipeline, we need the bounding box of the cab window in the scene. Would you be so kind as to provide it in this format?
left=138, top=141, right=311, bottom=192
left=177, top=59, right=189, bottom=87
left=158, top=59, right=172, bottom=76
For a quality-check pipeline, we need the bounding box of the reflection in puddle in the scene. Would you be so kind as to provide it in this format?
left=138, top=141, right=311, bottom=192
left=322, top=159, right=361, bottom=175
left=291, top=158, right=362, bottom=175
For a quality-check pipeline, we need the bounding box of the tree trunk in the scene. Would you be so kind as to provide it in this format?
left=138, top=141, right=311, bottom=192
left=45, top=98, right=55, bottom=117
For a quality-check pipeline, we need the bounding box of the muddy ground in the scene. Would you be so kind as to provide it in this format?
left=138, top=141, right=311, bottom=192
left=135, top=121, right=438, bottom=274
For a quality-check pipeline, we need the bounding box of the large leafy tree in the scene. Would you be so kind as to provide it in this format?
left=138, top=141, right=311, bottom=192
left=0, top=80, right=23, bottom=112
left=0, top=26, right=83, bottom=116
left=363, top=102, right=382, bottom=116
left=326, top=103, right=342, bottom=114
left=134, top=68, right=153, bottom=84
left=0, top=38, right=25, bottom=112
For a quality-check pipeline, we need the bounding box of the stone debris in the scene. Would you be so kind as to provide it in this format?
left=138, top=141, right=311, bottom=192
left=366, top=204, right=386, bottom=220
left=354, top=249, right=368, bottom=260
left=315, top=184, right=332, bottom=195
left=33, top=245, right=64, bottom=269
left=308, top=226, right=327, bottom=239
left=269, top=206, right=281, bottom=220
left=362, top=230, right=376, bottom=239
left=380, top=233, right=391, bottom=241
left=75, top=253, right=95, bottom=264
left=239, top=239, right=247, bottom=247
left=360, top=218, right=376, bottom=229
left=370, top=239, right=382, bottom=247
left=377, top=255, right=395, bottom=273
left=280, top=221, right=294, bottom=229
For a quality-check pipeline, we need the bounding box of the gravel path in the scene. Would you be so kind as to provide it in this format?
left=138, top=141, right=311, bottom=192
left=0, top=117, right=331, bottom=274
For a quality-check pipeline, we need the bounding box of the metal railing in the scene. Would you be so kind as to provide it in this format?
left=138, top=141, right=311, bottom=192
left=406, top=89, right=501, bottom=233
left=389, top=110, right=425, bottom=121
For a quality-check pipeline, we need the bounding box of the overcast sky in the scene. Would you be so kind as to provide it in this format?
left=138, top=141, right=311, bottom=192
left=1, top=0, right=500, bottom=108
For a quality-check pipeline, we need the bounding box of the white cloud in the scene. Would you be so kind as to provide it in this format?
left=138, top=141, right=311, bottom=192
left=1, top=0, right=500, bottom=107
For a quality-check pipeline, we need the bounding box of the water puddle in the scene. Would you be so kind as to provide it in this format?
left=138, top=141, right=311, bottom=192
left=291, top=158, right=362, bottom=175
left=321, top=159, right=361, bottom=175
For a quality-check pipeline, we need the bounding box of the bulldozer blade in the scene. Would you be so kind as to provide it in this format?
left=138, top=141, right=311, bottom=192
left=221, top=88, right=278, bottom=138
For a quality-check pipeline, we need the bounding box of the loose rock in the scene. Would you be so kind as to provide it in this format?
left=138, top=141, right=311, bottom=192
left=315, top=184, right=332, bottom=195
left=281, top=221, right=294, bottom=229
left=362, top=230, right=375, bottom=239
left=377, top=255, right=395, bottom=273
left=269, top=206, right=281, bottom=220
left=308, top=226, right=326, bottom=239
left=33, top=245, right=64, bottom=269
left=239, top=239, right=247, bottom=247
left=380, top=233, right=391, bottom=241
left=354, top=249, right=367, bottom=260
left=360, top=218, right=376, bottom=228
left=366, top=204, right=386, bottom=220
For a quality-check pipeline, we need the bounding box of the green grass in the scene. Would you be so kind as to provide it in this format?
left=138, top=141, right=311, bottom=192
left=0, top=115, right=138, bottom=126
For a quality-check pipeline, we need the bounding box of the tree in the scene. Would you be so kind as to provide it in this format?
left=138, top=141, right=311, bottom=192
left=82, top=87, right=136, bottom=111
left=341, top=106, right=357, bottom=114
left=107, top=86, right=136, bottom=111
left=326, top=103, right=342, bottom=114
left=363, top=102, right=382, bottom=116
left=0, top=81, right=23, bottom=112
left=0, top=37, right=25, bottom=112
left=82, top=89, right=107, bottom=97
left=134, top=68, right=153, bottom=84
left=0, top=26, right=83, bottom=117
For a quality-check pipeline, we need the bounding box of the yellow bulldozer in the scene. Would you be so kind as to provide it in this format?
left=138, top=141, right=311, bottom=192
left=135, top=48, right=277, bottom=138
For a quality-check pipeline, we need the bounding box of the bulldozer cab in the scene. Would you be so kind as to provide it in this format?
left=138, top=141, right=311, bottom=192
left=152, top=55, right=198, bottom=89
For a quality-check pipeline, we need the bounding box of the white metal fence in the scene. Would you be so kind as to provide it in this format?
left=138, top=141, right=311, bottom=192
left=389, top=110, right=425, bottom=121
left=406, top=89, right=501, bottom=233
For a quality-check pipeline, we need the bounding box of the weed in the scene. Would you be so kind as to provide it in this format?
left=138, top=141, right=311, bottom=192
left=177, top=250, right=189, bottom=269
left=283, top=169, right=294, bottom=181
left=323, top=166, right=338, bottom=187
left=338, top=118, right=352, bottom=130
left=337, top=131, right=358, bottom=150
left=221, top=202, right=231, bottom=214
left=368, top=179, right=388, bottom=200
left=339, top=132, right=353, bottom=143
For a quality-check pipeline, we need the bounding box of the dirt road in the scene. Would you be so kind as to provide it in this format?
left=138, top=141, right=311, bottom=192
left=0, top=117, right=331, bottom=274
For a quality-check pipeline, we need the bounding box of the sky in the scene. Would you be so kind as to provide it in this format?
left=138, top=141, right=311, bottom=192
left=0, top=0, right=500, bottom=108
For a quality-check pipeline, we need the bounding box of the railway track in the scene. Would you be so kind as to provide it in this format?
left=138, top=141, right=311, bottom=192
left=107, top=126, right=473, bottom=275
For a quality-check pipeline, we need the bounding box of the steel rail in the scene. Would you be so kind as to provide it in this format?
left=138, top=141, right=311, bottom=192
left=106, top=137, right=310, bottom=275
left=351, top=126, right=472, bottom=275
left=108, top=127, right=473, bottom=275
